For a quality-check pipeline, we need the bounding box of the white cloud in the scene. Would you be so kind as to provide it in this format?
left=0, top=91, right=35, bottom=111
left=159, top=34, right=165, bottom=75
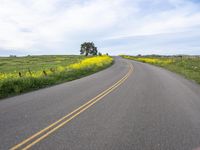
left=106, top=0, right=200, bottom=39
left=0, top=0, right=200, bottom=55
left=0, top=0, right=126, bottom=51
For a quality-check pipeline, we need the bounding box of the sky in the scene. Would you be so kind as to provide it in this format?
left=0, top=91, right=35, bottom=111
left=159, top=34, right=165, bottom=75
left=0, top=0, right=200, bottom=56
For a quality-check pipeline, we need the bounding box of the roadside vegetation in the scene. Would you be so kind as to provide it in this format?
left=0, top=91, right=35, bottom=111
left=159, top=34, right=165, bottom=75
left=121, top=55, right=200, bottom=84
left=0, top=55, right=84, bottom=74
left=0, top=55, right=113, bottom=99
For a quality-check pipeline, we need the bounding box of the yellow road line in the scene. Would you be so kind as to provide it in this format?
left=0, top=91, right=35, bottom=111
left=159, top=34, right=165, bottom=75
left=22, top=65, right=133, bottom=150
left=11, top=63, right=132, bottom=150
left=11, top=73, right=127, bottom=149
left=10, top=62, right=133, bottom=150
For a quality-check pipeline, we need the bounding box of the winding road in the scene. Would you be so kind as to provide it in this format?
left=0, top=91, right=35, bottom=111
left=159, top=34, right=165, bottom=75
left=0, top=57, right=200, bottom=150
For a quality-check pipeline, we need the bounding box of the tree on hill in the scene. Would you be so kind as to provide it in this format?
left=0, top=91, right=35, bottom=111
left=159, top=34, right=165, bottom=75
left=80, top=42, right=98, bottom=56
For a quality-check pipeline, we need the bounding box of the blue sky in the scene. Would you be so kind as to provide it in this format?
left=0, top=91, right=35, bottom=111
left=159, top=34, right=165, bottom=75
left=0, top=0, right=200, bottom=56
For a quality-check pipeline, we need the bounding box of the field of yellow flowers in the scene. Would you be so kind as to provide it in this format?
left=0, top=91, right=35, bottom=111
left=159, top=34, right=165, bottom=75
left=0, top=55, right=113, bottom=99
left=122, top=55, right=200, bottom=84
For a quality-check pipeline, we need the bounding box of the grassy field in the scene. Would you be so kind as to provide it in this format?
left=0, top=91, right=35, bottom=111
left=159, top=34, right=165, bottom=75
left=0, top=55, right=113, bottom=99
left=0, top=55, right=84, bottom=73
left=121, top=55, right=200, bottom=84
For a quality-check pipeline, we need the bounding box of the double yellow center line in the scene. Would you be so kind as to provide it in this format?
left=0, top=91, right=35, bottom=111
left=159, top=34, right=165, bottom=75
left=10, top=62, right=133, bottom=150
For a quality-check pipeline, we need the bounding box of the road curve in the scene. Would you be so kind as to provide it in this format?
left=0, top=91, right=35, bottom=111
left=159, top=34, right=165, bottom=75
left=0, top=57, right=200, bottom=150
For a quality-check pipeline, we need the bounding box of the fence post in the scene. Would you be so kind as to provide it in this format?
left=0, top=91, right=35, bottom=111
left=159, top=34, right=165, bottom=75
left=19, top=72, right=22, bottom=77
left=43, top=70, right=47, bottom=76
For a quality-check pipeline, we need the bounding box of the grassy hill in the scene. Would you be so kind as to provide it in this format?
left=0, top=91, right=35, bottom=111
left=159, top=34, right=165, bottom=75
left=0, top=55, right=113, bottom=99
left=122, top=55, right=200, bottom=84
left=0, top=55, right=84, bottom=73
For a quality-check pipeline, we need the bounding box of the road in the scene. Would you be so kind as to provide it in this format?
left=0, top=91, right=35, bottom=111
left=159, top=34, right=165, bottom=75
left=0, top=57, right=200, bottom=150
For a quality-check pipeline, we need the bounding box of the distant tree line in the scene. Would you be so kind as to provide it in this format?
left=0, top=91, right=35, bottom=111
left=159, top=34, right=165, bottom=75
left=136, top=54, right=200, bottom=58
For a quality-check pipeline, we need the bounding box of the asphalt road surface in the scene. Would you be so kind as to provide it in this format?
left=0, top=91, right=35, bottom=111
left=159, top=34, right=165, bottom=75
left=0, top=57, right=200, bottom=150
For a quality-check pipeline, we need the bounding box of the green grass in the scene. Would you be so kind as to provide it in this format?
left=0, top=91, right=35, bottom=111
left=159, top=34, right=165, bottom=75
left=121, top=55, right=200, bottom=84
left=0, top=55, right=113, bottom=99
left=0, top=55, right=84, bottom=73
